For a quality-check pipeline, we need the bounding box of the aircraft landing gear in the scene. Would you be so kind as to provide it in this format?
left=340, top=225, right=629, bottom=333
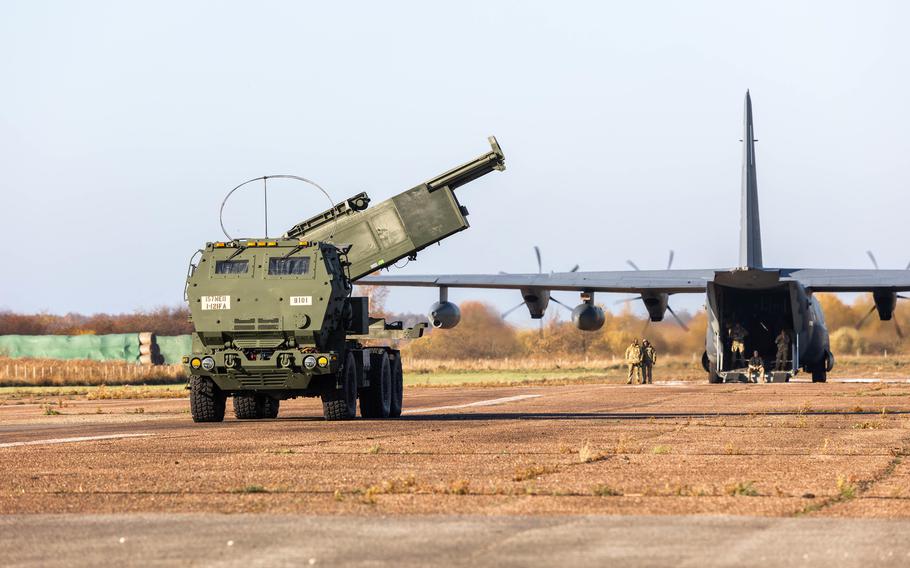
left=703, top=352, right=723, bottom=384
left=811, top=367, right=827, bottom=383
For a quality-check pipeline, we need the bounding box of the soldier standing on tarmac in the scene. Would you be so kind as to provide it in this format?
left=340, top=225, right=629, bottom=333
left=775, top=329, right=790, bottom=371
left=625, top=339, right=643, bottom=384
left=729, top=322, right=748, bottom=368
left=641, top=339, right=657, bottom=384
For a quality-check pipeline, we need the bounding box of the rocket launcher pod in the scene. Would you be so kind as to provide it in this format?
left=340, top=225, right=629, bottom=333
left=284, top=136, right=505, bottom=281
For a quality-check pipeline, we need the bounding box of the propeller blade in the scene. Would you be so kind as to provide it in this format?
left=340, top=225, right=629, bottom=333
left=866, top=250, right=880, bottom=270
left=855, top=305, right=877, bottom=330
left=666, top=305, right=690, bottom=331
left=539, top=318, right=544, bottom=337
left=569, top=264, right=580, bottom=273
left=550, top=297, right=573, bottom=311
left=626, top=260, right=640, bottom=271
left=614, top=296, right=643, bottom=305
left=905, top=260, right=910, bottom=271
left=534, top=246, right=542, bottom=274
left=895, top=318, right=904, bottom=339
left=898, top=295, right=910, bottom=301
left=667, top=250, right=675, bottom=270
left=639, top=318, right=651, bottom=335
left=501, top=301, right=527, bottom=319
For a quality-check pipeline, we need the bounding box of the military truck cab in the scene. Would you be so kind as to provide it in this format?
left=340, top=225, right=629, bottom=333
left=185, top=238, right=418, bottom=422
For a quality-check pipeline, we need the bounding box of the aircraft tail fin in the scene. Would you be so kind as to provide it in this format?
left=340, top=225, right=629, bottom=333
left=739, top=90, right=763, bottom=269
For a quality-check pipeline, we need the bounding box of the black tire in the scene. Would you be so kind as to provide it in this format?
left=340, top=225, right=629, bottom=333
left=812, top=367, right=827, bottom=383
left=190, top=376, right=226, bottom=423
left=233, top=394, right=259, bottom=419
left=233, top=394, right=280, bottom=419
left=260, top=396, right=280, bottom=419
left=322, top=352, right=358, bottom=421
left=707, top=362, right=723, bottom=384
left=361, top=351, right=391, bottom=419
left=389, top=353, right=403, bottom=418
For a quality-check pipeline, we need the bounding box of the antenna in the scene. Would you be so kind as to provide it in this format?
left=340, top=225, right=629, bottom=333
left=219, top=175, right=336, bottom=242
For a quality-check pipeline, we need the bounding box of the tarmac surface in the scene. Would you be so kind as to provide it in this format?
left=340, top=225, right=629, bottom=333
left=2, top=379, right=910, bottom=565
left=3, top=513, right=910, bottom=567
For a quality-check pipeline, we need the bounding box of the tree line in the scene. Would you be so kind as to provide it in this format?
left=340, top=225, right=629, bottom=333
left=0, top=293, right=905, bottom=359
left=403, top=294, right=910, bottom=360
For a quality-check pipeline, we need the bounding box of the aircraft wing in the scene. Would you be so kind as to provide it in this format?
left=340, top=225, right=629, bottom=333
left=783, top=269, right=910, bottom=292
left=360, top=269, right=717, bottom=294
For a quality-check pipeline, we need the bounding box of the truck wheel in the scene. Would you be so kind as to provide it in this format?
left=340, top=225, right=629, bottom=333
left=322, top=352, right=357, bottom=420
left=233, top=394, right=259, bottom=419
left=260, top=396, right=280, bottom=419
left=190, top=376, right=226, bottom=423
left=361, top=351, right=391, bottom=419
left=389, top=354, right=403, bottom=418
left=234, top=395, right=280, bottom=419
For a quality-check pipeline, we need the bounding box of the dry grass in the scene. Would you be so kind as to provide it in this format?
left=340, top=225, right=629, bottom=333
left=836, top=475, right=857, bottom=500
left=0, top=357, right=186, bottom=387
left=85, top=385, right=186, bottom=400
left=592, top=484, right=623, bottom=497
left=403, top=354, right=910, bottom=385
left=725, top=481, right=759, bottom=497
left=402, top=355, right=698, bottom=374
left=513, top=464, right=558, bottom=482
left=3, top=353, right=910, bottom=389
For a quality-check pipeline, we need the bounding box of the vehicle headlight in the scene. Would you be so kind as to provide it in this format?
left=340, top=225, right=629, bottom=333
left=316, top=356, right=329, bottom=368
left=303, top=355, right=317, bottom=369
left=201, top=357, right=216, bottom=371
left=190, top=357, right=202, bottom=369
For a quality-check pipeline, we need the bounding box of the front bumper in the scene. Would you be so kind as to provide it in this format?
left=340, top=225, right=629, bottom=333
left=185, top=350, right=338, bottom=392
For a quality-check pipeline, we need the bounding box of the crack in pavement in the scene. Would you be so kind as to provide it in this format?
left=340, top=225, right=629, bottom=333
left=792, top=432, right=910, bottom=517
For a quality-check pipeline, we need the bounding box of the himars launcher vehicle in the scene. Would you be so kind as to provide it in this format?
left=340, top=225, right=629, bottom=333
left=184, top=138, right=505, bottom=422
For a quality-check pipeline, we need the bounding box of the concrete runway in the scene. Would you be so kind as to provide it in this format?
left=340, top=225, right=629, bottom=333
left=2, top=380, right=910, bottom=565
left=3, top=514, right=910, bottom=567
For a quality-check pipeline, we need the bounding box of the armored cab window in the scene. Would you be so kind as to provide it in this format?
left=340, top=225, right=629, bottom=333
left=214, top=260, right=249, bottom=274
left=269, top=257, right=311, bottom=276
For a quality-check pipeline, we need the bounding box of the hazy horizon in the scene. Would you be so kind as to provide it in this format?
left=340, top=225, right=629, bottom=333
left=3, top=1, right=909, bottom=325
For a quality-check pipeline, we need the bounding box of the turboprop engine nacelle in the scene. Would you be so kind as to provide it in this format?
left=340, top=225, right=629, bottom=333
left=572, top=292, right=605, bottom=331
left=642, top=293, right=669, bottom=322
left=429, top=301, right=460, bottom=329
left=872, top=290, right=898, bottom=321
left=521, top=287, right=551, bottom=319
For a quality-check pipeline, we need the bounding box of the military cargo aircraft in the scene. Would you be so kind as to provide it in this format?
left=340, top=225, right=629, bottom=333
left=364, top=91, right=910, bottom=383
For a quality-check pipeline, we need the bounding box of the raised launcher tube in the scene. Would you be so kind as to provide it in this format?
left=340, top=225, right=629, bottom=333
left=284, top=136, right=505, bottom=281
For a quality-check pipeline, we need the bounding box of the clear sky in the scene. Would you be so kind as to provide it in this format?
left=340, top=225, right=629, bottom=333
left=2, top=1, right=909, bottom=322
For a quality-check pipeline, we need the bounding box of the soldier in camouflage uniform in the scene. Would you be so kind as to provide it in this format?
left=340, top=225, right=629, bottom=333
left=729, top=322, right=748, bottom=368
left=747, top=350, right=765, bottom=383
left=774, top=329, right=790, bottom=371
left=641, top=339, right=657, bottom=384
left=625, top=339, right=643, bottom=385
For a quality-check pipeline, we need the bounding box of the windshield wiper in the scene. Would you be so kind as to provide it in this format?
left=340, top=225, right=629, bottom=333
left=226, top=246, right=246, bottom=261
left=281, top=245, right=303, bottom=259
